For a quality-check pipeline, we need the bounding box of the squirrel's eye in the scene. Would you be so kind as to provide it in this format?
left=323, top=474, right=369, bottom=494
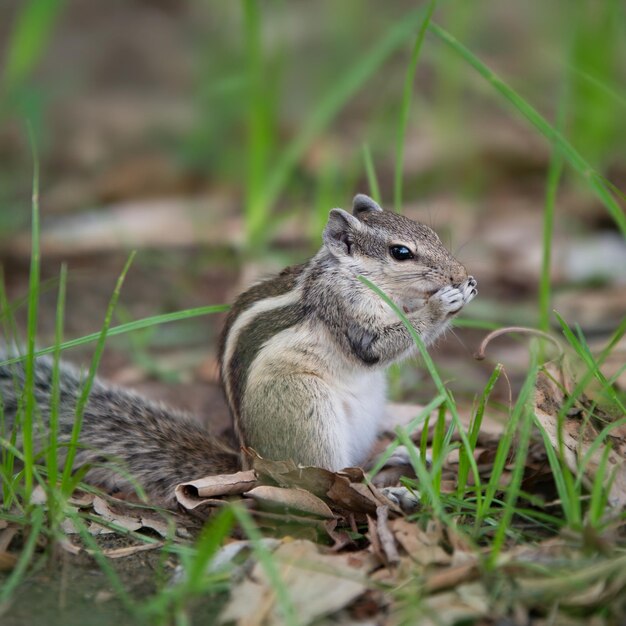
left=389, top=245, right=414, bottom=261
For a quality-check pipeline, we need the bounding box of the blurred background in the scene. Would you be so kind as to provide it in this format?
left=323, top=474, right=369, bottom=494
left=0, top=0, right=625, bottom=430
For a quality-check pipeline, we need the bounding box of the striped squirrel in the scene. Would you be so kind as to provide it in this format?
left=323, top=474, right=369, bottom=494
left=0, top=194, right=477, bottom=507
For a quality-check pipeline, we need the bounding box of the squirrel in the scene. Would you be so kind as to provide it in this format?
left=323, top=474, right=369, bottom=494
left=0, top=194, right=477, bottom=508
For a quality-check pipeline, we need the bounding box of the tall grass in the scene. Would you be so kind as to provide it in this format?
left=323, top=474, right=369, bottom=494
left=1, top=0, right=65, bottom=99
left=393, top=0, right=438, bottom=213
left=20, top=126, right=41, bottom=501
left=60, top=253, right=135, bottom=494
left=428, top=22, right=626, bottom=239
left=242, top=0, right=274, bottom=250
left=245, top=4, right=436, bottom=249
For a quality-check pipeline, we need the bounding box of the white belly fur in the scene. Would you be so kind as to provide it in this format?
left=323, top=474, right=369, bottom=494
left=245, top=320, right=387, bottom=468
left=330, top=368, right=386, bottom=466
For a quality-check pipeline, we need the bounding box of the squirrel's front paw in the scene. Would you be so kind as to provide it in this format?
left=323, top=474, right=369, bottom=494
left=433, top=276, right=477, bottom=316
left=461, top=276, right=478, bottom=306
left=433, top=285, right=465, bottom=316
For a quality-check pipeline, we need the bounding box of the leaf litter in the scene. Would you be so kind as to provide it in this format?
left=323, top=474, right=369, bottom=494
left=3, top=334, right=626, bottom=624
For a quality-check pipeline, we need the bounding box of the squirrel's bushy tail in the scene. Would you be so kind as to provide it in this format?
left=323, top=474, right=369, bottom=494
left=0, top=351, right=240, bottom=506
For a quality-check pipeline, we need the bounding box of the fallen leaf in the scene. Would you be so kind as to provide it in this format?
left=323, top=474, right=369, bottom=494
left=219, top=539, right=372, bottom=626
left=92, top=497, right=143, bottom=533
left=68, top=490, right=96, bottom=508
left=90, top=496, right=171, bottom=537
left=419, top=582, right=490, bottom=626
left=98, top=542, right=165, bottom=559
left=0, top=525, right=18, bottom=553
left=175, top=469, right=258, bottom=509
left=374, top=506, right=399, bottom=565
left=424, top=561, right=480, bottom=593
left=0, top=552, right=17, bottom=571
left=94, top=590, right=115, bottom=604
left=391, top=518, right=451, bottom=566
left=251, top=455, right=401, bottom=516
left=244, top=486, right=335, bottom=519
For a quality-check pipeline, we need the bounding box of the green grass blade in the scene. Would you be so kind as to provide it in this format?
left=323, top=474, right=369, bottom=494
left=457, top=363, right=502, bottom=497
left=0, top=270, right=23, bottom=505
left=534, top=421, right=579, bottom=528
left=362, top=143, right=381, bottom=204
left=479, top=358, right=537, bottom=524
left=574, top=417, right=626, bottom=492
left=45, top=263, right=67, bottom=513
left=487, top=370, right=536, bottom=566
left=1, top=0, right=65, bottom=92
left=396, top=426, right=444, bottom=517
left=597, top=315, right=626, bottom=363
left=60, top=253, right=136, bottom=493
left=570, top=65, right=626, bottom=110
left=555, top=313, right=626, bottom=415
left=539, top=84, right=568, bottom=332
left=589, top=443, right=612, bottom=526
left=260, top=6, right=433, bottom=215
left=183, top=507, right=235, bottom=591
left=242, top=0, right=274, bottom=248
left=453, top=318, right=501, bottom=331
left=428, top=22, right=626, bottom=239
left=367, top=393, right=445, bottom=479
left=0, top=303, right=230, bottom=368
left=431, top=403, right=446, bottom=494
left=21, top=123, right=41, bottom=500
left=394, top=0, right=438, bottom=212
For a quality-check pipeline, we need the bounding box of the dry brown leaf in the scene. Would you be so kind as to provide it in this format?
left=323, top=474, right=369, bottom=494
left=98, top=542, right=165, bottom=559
left=324, top=519, right=354, bottom=551
left=424, top=561, right=480, bottom=593
left=175, top=470, right=258, bottom=509
left=139, top=514, right=171, bottom=538
left=94, top=590, right=115, bottom=604
left=391, top=518, right=451, bottom=566
left=68, top=490, right=96, bottom=508
left=30, top=485, right=47, bottom=505
left=0, top=525, right=17, bottom=553
left=61, top=517, right=80, bottom=535
left=244, top=486, right=335, bottom=519
left=413, top=582, right=490, bottom=626
left=374, top=506, right=399, bottom=565
left=367, top=516, right=384, bottom=564
left=219, top=539, right=372, bottom=626
left=92, top=497, right=143, bottom=533
left=58, top=538, right=82, bottom=556
left=90, top=496, right=171, bottom=537
left=251, top=454, right=400, bottom=516
left=0, top=552, right=18, bottom=572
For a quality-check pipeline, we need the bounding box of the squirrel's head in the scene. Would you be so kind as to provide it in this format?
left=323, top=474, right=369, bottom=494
left=322, top=194, right=468, bottom=310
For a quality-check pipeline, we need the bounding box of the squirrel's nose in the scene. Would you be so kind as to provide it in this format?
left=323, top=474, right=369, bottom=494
left=449, top=266, right=468, bottom=285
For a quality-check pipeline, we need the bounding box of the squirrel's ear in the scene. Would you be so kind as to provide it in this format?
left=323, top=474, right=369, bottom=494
left=323, top=208, right=360, bottom=256
left=352, top=194, right=383, bottom=217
